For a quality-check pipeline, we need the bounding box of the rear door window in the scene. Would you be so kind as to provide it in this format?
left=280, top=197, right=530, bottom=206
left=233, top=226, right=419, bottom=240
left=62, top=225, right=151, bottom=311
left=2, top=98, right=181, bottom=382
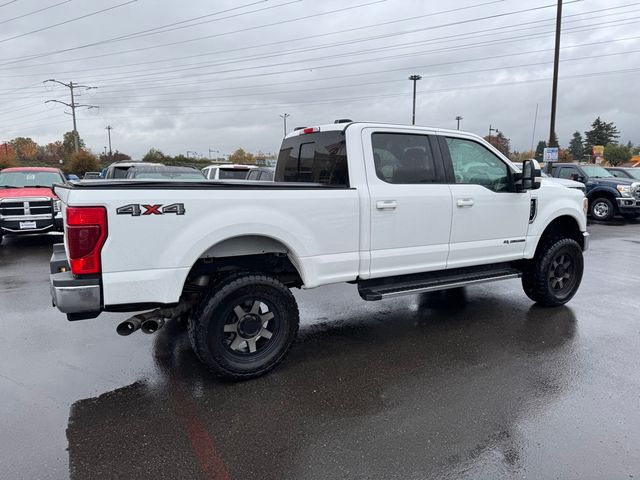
left=275, top=131, right=348, bottom=186
left=558, top=167, right=579, bottom=180
left=371, top=132, right=442, bottom=184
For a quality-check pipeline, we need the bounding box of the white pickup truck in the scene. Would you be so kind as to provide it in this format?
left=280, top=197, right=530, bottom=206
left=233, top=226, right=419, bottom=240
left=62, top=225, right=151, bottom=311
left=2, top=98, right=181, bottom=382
left=50, top=121, right=589, bottom=379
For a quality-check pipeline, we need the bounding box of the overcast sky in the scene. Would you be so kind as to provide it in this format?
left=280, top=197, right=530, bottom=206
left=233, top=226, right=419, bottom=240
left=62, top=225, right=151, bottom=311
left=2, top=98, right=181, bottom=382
left=0, top=0, right=638, bottom=159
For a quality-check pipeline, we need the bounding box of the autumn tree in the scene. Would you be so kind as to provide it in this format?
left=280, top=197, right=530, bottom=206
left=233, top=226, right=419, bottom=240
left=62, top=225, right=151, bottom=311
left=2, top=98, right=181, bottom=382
left=584, top=117, right=620, bottom=154
left=604, top=144, right=631, bottom=166
left=11, top=137, right=38, bottom=162
left=0, top=142, right=18, bottom=169
left=67, top=150, right=99, bottom=176
left=568, top=132, right=584, bottom=161
left=228, top=148, right=256, bottom=165
left=62, top=131, right=85, bottom=160
left=483, top=131, right=510, bottom=156
left=142, top=148, right=167, bottom=163
left=112, top=151, right=131, bottom=162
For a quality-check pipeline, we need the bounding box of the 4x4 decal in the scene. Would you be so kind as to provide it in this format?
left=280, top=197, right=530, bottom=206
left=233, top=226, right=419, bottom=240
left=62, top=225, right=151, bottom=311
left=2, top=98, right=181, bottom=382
left=116, top=203, right=185, bottom=216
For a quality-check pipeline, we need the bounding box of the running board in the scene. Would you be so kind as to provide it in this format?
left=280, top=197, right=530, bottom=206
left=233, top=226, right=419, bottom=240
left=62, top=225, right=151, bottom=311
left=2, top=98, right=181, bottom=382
left=358, top=265, right=522, bottom=301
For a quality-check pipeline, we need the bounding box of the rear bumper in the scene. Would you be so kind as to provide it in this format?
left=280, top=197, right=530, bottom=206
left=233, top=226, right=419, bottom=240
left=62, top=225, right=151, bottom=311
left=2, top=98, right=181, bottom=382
left=50, top=243, right=102, bottom=319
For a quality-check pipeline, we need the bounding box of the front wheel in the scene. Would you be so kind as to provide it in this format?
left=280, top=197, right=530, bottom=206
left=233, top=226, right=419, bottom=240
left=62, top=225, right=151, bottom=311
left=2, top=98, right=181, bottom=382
left=188, top=273, right=299, bottom=380
left=589, top=197, right=615, bottom=221
left=522, top=237, right=584, bottom=306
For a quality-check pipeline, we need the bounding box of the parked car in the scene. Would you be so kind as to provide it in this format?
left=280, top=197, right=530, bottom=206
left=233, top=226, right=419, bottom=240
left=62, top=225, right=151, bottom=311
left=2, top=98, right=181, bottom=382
left=202, top=164, right=256, bottom=180
left=103, top=161, right=157, bottom=179
left=550, top=163, right=640, bottom=220
left=83, top=171, right=102, bottom=180
left=50, top=122, right=587, bottom=379
left=126, top=165, right=205, bottom=180
left=246, top=167, right=275, bottom=181
left=605, top=167, right=640, bottom=180
left=0, top=167, right=66, bottom=244
left=66, top=173, right=80, bottom=182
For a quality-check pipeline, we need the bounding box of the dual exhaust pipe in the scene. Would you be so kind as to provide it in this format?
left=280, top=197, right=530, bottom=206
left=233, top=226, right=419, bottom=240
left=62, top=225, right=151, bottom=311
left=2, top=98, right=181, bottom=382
left=116, top=311, right=166, bottom=336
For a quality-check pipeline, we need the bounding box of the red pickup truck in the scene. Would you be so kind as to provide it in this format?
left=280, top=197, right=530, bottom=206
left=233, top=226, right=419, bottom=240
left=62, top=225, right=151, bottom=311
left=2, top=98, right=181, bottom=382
left=0, top=167, right=66, bottom=244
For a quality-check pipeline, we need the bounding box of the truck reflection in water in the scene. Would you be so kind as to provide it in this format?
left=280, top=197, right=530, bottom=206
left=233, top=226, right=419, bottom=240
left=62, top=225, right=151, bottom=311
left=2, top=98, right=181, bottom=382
left=67, top=289, right=578, bottom=480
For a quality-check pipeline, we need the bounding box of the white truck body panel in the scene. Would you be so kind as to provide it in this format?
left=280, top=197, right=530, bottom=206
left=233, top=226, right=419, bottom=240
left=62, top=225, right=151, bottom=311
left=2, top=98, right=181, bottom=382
left=54, top=123, right=587, bottom=309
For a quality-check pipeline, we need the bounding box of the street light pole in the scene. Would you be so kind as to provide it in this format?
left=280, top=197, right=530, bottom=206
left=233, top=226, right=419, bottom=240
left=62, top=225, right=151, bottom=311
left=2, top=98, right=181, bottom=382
left=408, top=75, right=422, bottom=125
left=549, top=0, right=563, bottom=148
left=279, top=113, right=290, bottom=137
left=106, top=125, right=113, bottom=158
left=455, top=115, right=463, bottom=130
left=489, top=124, right=499, bottom=143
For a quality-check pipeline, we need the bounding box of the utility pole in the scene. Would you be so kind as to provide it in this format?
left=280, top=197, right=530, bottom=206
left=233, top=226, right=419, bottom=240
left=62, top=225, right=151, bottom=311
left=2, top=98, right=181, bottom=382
left=106, top=125, right=113, bottom=158
left=455, top=115, right=463, bottom=130
left=44, top=79, right=98, bottom=153
left=489, top=124, right=499, bottom=143
left=208, top=148, right=219, bottom=159
left=279, top=113, right=290, bottom=137
left=548, top=0, right=563, bottom=148
left=103, top=146, right=107, bottom=158
left=408, top=75, right=422, bottom=125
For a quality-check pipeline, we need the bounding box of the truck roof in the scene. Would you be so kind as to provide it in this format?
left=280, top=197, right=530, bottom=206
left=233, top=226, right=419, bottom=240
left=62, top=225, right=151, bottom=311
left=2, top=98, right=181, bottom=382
left=1, top=166, right=60, bottom=172
left=284, top=121, right=485, bottom=141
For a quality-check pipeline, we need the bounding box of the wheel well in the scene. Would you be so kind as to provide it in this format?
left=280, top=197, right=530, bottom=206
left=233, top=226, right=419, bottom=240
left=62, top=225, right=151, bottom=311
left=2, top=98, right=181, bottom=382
left=588, top=190, right=617, bottom=207
left=183, top=236, right=304, bottom=292
left=538, top=215, right=584, bottom=253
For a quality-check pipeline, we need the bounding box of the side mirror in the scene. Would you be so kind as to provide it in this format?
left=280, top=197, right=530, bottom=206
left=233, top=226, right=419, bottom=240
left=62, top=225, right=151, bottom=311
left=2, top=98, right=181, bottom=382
left=576, top=175, right=585, bottom=183
left=516, top=159, right=542, bottom=192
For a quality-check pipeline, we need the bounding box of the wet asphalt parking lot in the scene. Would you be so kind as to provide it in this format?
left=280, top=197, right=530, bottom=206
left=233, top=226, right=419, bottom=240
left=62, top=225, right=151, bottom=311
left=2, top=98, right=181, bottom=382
left=1, top=221, right=640, bottom=480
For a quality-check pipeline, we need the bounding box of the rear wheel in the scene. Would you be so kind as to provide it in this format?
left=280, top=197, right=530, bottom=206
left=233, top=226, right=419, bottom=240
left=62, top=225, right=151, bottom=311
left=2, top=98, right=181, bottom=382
left=589, top=197, right=615, bottom=221
left=522, top=237, right=584, bottom=306
left=188, top=273, right=299, bottom=380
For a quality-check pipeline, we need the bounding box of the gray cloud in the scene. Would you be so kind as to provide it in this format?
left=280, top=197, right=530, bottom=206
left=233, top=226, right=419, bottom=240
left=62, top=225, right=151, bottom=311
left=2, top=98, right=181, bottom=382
left=0, top=0, right=638, bottom=158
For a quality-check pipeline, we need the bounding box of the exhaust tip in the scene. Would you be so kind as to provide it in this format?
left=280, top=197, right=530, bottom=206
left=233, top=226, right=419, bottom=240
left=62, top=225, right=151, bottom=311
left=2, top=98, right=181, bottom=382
left=141, top=318, right=164, bottom=334
left=117, top=321, right=137, bottom=336
left=116, top=316, right=142, bottom=336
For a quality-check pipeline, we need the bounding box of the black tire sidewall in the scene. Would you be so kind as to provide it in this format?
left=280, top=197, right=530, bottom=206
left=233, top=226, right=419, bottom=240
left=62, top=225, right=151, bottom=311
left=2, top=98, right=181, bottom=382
left=194, top=275, right=299, bottom=378
left=590, top=197, right=614, bottom=221
left=542, top=240, right=584, bottom=302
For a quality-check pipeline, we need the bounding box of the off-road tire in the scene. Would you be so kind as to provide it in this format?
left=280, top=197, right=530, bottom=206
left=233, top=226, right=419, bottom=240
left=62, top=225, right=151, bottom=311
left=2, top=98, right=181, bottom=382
left=522, top=237, right=584, bottom=306
left=589, top=197, right=615, bottom=221
left=188, top=272, right=299, bottom=380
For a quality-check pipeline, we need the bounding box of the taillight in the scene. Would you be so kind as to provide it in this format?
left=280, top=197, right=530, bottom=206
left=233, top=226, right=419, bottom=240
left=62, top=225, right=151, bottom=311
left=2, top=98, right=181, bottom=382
left=66, top=207, right=107, bottom=275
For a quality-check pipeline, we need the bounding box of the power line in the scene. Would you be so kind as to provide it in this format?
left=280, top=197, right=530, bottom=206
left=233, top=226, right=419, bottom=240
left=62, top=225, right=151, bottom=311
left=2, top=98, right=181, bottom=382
left=0, top=0, right=386, bottom=65
left=0, top=0, right=507, bottom=70
left=0, top=0, right=73, bottom=26
left=80, top=15, right=640, bottom=89
left=0, top=0, right=138, bottom=44
left=0, top=0, right=19, bottom=8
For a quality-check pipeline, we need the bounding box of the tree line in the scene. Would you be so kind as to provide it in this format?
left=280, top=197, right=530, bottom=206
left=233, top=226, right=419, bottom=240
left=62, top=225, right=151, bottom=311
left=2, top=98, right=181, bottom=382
left=485, top=116, right=638, bottom=166
left=0, top=131, right=131, bottom=175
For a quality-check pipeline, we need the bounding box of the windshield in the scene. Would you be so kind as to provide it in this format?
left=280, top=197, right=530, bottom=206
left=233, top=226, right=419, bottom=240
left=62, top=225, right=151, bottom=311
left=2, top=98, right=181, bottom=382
left=581, top=165, right=613, bottom=178
left=0, top=170, right=64, bottom=187
left=218, top=169, right=250, bottom=180
left=623, top=168, right=640, bottom=180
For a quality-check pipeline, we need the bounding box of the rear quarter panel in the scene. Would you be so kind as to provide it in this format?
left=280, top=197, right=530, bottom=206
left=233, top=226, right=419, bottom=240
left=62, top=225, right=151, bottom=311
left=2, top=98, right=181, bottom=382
left=63, top=187, right=360, bottom=305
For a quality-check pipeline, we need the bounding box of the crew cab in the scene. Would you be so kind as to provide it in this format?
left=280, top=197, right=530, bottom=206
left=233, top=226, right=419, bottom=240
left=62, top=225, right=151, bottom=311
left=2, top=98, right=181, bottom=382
left=50, top=122, right=589, bottom=379
left=0, top=167, right=65, bottom=244
left=550, top=163, right=640, bottom=220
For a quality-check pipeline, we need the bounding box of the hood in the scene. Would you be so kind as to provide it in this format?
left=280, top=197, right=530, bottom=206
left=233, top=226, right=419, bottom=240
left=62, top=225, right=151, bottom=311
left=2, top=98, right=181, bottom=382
left=0, top=187, right=56, bottom=199
left=589, top=176, right=637, bottom=187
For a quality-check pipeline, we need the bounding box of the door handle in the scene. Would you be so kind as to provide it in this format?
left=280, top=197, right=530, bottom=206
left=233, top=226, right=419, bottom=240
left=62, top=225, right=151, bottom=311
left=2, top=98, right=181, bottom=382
left=376, top=200, right=397, bottom=210
left=456, top=198, right=474, bottom=207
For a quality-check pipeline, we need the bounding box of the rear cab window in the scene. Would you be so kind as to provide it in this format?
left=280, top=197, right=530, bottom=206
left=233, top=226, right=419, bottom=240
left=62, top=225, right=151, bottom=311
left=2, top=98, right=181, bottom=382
left=275, top=131, right=349, bottom=186
left=218, top=168, right=250, bottom=180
